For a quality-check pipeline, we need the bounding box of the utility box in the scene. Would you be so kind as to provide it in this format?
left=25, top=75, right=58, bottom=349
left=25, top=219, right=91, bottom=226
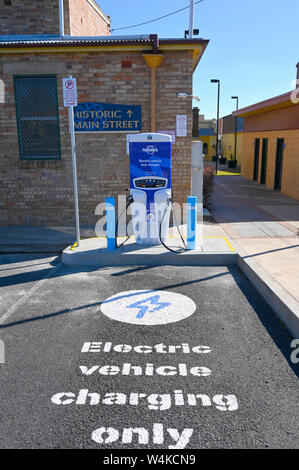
left=191, top=140, right=204, bottom=250
left=191, top=140, right=203, bottom=205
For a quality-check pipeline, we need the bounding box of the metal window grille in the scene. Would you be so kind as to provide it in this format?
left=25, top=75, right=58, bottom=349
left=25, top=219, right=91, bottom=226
left=14, top=76, right=61, bottom=160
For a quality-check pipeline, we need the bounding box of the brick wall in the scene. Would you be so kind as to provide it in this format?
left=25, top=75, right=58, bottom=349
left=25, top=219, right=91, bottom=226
left=0, top=0, right=110, bottom=37
left=0, top=49, right=193, bottom=225
left=67, top=0, right=110, bottom=36
left=241, top=130, right=299, bottom=201
left=0, top=0, right=60, bottom=35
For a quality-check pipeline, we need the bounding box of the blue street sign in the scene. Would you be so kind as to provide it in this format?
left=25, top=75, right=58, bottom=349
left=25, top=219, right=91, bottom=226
left=74, top=102, right=142, bottom=133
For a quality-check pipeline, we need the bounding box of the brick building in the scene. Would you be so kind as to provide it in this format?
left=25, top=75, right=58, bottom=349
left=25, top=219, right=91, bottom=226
left=0, top=1, right=209, bottom=225
left=0, top=0, right=111, bottom=36
left=234, top=64, right=299, bottom=201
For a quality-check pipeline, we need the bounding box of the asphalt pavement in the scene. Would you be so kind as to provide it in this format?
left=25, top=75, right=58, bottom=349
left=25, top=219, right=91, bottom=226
left=0, top=255, right=298, bottom=449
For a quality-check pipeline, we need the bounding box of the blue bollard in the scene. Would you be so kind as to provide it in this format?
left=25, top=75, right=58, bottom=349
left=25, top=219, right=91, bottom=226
left=187, top=196, right=197, bottom=250
left=105, top=197, right=116, bottom=250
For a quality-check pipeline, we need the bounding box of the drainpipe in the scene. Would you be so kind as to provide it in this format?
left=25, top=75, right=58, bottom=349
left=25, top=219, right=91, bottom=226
left=150, top=34, right=159, bottom=53
left=143, top=35, right=164, bottom=133
left=59, top=0, right=65, bottom=37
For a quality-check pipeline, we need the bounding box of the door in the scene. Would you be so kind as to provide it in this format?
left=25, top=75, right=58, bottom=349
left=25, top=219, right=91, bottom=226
left=274, top=138, right=284, bottom=191
left=253, top=138, right=260, bottom=181
left=260, top=138, right=268, bottom=184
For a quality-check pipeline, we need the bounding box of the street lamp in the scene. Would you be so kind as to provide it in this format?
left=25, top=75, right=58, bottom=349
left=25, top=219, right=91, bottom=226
left=211, top=79, right=220, bottom=174
left=231, top=96, right=239, bottom=165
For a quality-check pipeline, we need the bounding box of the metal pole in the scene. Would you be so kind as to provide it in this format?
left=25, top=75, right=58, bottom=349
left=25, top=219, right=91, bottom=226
left=59, top=0, right=64, bottom=37
left=69, top=104, right=80, bottom=248
left=189, top=0, right=195, bottom=38
left=215, top=81, right=220, bottom=174
left=234, top=97, right=239, bottom=162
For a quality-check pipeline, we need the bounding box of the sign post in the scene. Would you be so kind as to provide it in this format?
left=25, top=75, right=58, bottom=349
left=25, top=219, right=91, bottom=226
left=63, top=76, right=80, bottom=248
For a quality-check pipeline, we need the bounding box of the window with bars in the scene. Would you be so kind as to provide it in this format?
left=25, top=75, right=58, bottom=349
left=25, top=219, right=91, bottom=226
left=14, top=75, right=61, bottom=160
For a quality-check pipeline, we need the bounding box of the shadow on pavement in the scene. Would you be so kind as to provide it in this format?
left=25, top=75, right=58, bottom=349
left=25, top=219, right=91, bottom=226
left=243, top=244, right=299, bottom=259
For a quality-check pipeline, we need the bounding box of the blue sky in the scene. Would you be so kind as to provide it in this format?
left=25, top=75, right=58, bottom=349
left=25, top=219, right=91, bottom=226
left=97, top=0, right=299, bottom=119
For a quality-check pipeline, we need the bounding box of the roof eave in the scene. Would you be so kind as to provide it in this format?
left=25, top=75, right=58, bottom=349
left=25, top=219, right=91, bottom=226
left=0, top=36, right=209, bottom=71
left=233, top=91, right=297, bottom=117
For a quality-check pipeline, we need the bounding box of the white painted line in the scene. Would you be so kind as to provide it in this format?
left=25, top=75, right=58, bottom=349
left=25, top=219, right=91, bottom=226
left=0, top=262, right=62, bottom=325
left=101, top=290, right=196, bottom=325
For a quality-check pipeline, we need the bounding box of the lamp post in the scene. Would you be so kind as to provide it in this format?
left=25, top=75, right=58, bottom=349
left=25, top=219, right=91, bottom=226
left=231, top=96, right=239, bottom=165
left=211, top=79, right=220, bottom=174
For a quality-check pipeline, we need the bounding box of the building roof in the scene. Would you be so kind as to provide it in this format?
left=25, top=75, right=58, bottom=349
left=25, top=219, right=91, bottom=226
left=0, top=35, right=209, bottom=71
left=233, top=90, right=297, bottom=117
left=0, top=34, right=150, bottom=46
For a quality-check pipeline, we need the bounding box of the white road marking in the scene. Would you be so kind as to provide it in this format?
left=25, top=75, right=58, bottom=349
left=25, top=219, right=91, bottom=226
left=100, top=290, right=196, bottom=325
left=0, top=262, right=62, bottom=325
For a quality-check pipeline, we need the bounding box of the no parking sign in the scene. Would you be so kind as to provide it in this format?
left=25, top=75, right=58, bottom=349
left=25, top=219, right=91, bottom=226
left=63, top=77, right=77, bottom=107
left=63, top=76, right=80, bottom=248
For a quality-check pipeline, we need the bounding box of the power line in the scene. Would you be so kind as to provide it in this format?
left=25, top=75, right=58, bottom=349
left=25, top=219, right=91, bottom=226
left=111, top=0, right=205, bottom=32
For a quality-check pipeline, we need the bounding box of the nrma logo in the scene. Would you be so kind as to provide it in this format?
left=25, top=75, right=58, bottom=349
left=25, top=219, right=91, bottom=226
left=142, top=145, right=158, bottom=155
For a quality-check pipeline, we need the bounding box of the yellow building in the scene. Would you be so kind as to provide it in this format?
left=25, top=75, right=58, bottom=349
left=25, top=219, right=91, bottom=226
left=197, top=132, right=217, bottom=162
left=234, top=86, right=299, bottom=201
left=220, top=114, right=244, bottom=167
left=221, top=132, right=243, bottom=164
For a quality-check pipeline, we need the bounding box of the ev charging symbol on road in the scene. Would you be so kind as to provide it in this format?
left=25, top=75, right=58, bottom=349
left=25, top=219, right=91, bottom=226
left=100, top=290, right=196, bottom=325
left=126, top=295, right=171, bottom=319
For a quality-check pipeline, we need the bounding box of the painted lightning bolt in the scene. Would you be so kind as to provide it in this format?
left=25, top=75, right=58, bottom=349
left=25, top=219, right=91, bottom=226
left=126, top=295, right=171, bottom=319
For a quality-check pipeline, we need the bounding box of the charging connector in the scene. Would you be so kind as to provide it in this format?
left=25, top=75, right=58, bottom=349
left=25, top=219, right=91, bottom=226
left=159, top=197, right=187, bottom=253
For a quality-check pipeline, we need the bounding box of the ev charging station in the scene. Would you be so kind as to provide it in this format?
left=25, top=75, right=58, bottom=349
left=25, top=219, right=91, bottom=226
left=62, top=133, right=203, bottom=265
left=128, top=133, right=172, bottom=245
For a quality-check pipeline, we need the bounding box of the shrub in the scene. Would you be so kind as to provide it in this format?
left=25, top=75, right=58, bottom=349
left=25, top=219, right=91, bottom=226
left=203, top=166, right=215, bottom=210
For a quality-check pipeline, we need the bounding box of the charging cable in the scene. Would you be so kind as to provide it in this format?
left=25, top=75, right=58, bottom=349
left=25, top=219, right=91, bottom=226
left=115, top=195, right=134, bottom=249
left=159, top=197, right=187, bottom=253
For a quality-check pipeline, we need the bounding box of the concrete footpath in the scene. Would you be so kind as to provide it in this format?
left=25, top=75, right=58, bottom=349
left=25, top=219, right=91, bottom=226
left=211, top=174, right=299, bottom=337
left=0, top=223, right=234, bottom=255
left=211, top=175, right=299, bottom=300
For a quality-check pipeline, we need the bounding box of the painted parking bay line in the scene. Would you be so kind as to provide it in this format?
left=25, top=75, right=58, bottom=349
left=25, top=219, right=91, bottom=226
left=100, top=290, right=196, bottom=325
left=0, top=262, right=62, bottom=325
